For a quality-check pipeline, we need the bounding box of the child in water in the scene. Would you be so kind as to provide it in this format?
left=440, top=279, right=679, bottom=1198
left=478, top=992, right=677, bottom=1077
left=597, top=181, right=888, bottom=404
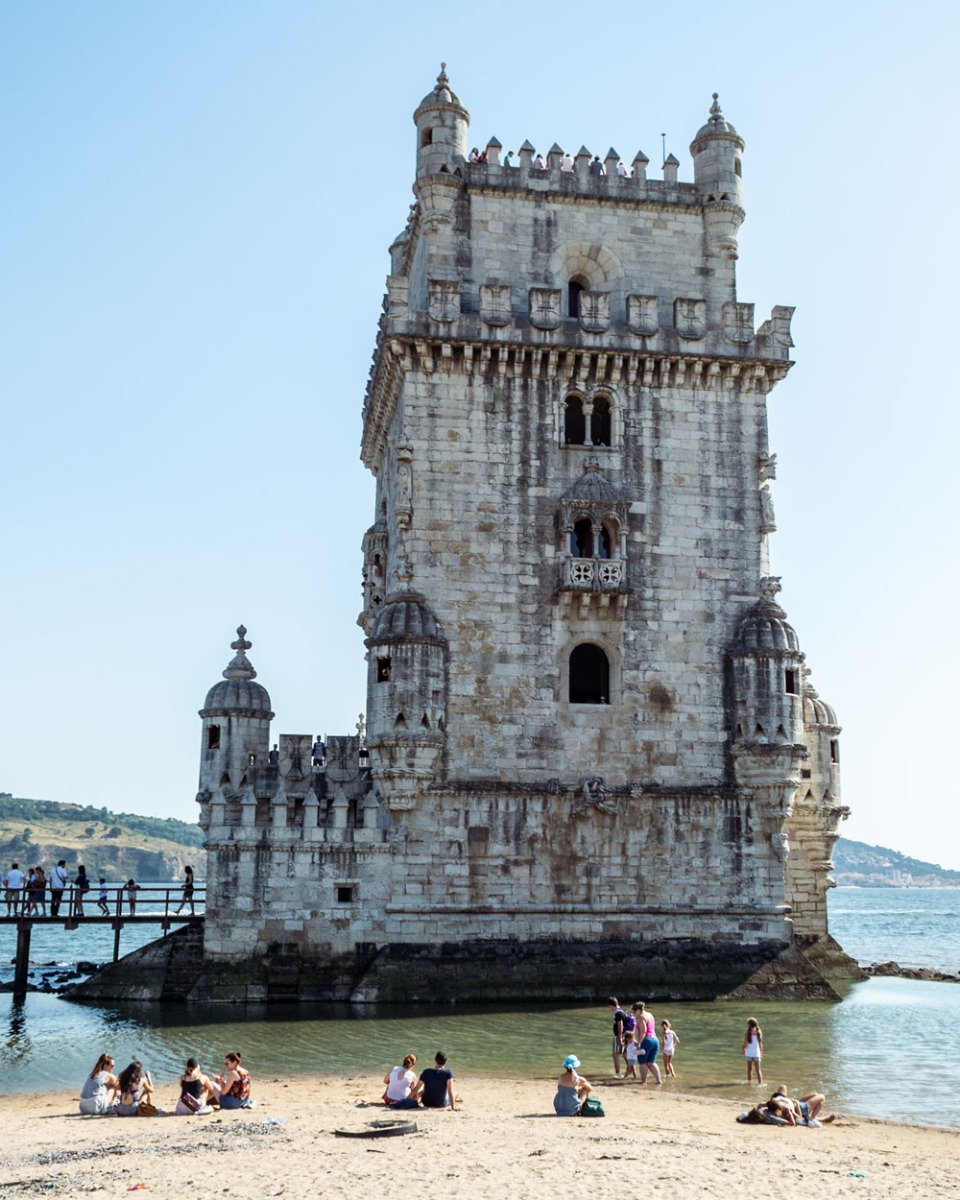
left=743, top=1017, right=763, bottom=1084
left=622, top=1029, right=639, bottom=1078
left=661, top=1020, right=679, bottom=1076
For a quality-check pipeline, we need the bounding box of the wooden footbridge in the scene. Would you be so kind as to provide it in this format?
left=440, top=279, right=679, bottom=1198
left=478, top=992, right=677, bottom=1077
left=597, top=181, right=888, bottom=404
left=0, top=884, right=205, bottom=1000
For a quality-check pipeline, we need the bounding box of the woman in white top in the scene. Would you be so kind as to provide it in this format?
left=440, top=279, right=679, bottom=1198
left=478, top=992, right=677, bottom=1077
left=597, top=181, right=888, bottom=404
left=79, top=1053, right=119, bottom=1114
left=382, top=1053, right=419, bottom=1109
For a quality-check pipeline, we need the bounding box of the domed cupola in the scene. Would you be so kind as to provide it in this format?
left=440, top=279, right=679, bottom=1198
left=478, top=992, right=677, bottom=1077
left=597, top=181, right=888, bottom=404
left=728, top=579, right=805, bottom=747
left=197, top=626, right=274, bottom=800
left=731, top=590, right=801, bottom=655
left=200, top=626, right=274, bottom=718
left=413, top=62, right=470, bottom=180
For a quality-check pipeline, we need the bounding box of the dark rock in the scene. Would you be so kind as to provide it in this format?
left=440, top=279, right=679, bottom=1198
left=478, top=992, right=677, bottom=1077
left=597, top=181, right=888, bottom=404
left=76, top=961, right=100, bottom=975
left=865, top=961, right=959, bottom=983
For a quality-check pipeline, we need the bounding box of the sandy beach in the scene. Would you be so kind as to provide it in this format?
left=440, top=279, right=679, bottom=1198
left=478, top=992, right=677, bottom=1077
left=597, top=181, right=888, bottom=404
left=1, top=1075, right=958, bottom=1200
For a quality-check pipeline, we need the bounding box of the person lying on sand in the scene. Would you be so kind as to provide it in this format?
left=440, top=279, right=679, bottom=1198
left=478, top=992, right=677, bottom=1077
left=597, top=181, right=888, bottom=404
left=769, top=1085, right=836, bottom=1125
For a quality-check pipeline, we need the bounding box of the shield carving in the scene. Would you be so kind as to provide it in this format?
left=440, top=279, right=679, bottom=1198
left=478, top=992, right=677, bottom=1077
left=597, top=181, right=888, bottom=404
left=723, top=301, right=754, bottom=344
left=579, top=291, right=610, bottom=333
left=627, top=294, right=659, bottom=336
left=480, top=284, right=512, bottom=326
left=529, top=287, right=561, bottom=330
left=675, top=298, right=706, bottom=340
left=428, top=279, right=460, bottom=322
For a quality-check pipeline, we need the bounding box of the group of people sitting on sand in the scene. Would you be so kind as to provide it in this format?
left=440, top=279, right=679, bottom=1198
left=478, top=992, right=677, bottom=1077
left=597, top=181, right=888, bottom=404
left=79, top=1051, right=256, bottom=1116
left=381, top=1052, right=457, bottom=1111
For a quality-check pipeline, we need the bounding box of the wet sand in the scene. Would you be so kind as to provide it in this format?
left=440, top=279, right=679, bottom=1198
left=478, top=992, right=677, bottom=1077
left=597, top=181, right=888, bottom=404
left=2, top=1075, right=958, bottom=1200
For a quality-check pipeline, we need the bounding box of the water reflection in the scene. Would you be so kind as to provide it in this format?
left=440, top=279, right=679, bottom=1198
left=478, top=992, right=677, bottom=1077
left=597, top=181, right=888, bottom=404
left=4, top=1000, right=30, bottom=1063
left=2, top=979, right=958, bottom=1127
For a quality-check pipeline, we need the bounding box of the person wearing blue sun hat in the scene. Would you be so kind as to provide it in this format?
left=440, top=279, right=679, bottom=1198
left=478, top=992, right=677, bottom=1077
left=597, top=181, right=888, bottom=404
left=554, top=1055, right=593, bottom=1115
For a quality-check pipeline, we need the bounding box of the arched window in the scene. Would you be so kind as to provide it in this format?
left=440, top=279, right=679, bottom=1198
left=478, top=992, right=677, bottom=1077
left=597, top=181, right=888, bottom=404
left=569, top=643, right=610, bottom=704
left=570, top=518, right=593, bottom=557
left=568, top=277, right=587, bottom=318
left=591, top=396, right=612, bottom=446
left=564, top=395, right=585, bottom=444
left=598, top=522, right=613, bottom=559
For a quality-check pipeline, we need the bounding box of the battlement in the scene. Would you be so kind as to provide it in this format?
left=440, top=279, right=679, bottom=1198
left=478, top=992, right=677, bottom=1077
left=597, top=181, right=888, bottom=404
left=462, top=146, right=700, bottom=200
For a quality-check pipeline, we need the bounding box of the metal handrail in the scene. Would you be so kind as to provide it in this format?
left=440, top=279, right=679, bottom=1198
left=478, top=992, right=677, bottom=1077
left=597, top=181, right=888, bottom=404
left=3, top=883, right=206, bottom=921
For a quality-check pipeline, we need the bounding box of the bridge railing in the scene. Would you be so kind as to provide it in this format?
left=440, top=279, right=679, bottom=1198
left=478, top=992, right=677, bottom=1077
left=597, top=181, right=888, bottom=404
left=4, top=883, right=206, bottom=920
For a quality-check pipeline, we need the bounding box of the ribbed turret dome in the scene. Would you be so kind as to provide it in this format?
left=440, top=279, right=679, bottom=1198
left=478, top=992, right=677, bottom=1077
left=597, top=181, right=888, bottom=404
left=200, top=626, right=274, bottom=716
left=560, top=460, right=627, bottom=505
left=691, top=93, right=742, bottom=147
left=803, top=684, right=838, bottom=728
left=731, top=584, right=801, bottom=653
left=368, top=593, right=446, bottom=645
left=414, top=63, right=468, bottom=119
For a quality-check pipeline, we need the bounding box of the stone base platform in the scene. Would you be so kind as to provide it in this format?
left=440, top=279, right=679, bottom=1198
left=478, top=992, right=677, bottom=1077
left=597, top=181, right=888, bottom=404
left=62, top=925, right=864, bottom=1005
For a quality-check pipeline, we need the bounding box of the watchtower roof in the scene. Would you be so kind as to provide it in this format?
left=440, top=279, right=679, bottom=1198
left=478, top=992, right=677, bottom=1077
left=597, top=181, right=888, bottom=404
left=200, top=626, right=273, bottom=716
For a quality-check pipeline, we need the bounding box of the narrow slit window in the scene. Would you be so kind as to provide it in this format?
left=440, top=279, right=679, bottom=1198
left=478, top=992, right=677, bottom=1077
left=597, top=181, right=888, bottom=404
left=784, top=668, right=799, bottom=694
left=207, top=725, right=221, bottom=750
left=568, top=278, right=586, bottom=318
left=377, top=657, right=392, bottom=682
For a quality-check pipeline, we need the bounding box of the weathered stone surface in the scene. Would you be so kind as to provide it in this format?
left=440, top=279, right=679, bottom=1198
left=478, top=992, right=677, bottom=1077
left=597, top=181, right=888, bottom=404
left=181, top=74, right=850, bottom=1004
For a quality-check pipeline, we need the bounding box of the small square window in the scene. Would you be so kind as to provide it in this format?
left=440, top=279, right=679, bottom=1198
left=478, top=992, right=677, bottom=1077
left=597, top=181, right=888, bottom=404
left=337, top=886, right=354, bottom=904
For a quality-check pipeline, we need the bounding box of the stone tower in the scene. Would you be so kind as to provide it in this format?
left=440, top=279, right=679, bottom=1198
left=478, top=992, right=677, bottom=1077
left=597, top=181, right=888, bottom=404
left=163, top=72, right=855, bottom=1004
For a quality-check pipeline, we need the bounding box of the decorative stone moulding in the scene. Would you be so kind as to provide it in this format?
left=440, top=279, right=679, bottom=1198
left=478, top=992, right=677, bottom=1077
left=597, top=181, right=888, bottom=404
left=428, top=279, right=460, bottom=322
left=529, top=287, right=561, bottom=329
left=627, top=294, right=659, bottom=336
left=675, top=298, right=706, bottom=339
left=394, top=442, right=414, bottom=531
left=579, top=291, right=610, bottom=333
left=480, top=283, right=512, bottom=326
left=723, top=301, right=755, bottom=344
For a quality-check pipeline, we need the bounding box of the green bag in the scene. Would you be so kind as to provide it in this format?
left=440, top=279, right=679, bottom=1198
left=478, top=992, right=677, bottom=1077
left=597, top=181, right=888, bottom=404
left=579, top=1097, right=605, bottom=1118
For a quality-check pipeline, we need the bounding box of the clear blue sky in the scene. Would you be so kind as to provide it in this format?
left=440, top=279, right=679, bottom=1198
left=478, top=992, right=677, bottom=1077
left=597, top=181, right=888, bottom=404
left=3, top=1, right=959, bottom=868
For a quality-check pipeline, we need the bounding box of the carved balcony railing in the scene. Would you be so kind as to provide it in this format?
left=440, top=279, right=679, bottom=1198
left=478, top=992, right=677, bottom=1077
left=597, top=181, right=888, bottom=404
left=561, top=557, right=627, bottom=591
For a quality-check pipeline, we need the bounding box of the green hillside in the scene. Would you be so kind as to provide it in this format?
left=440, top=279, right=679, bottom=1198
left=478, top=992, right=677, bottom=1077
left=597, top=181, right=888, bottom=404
left=0, top=793, right=202, bottom=881
left=834, top=836, right=960, bottom=887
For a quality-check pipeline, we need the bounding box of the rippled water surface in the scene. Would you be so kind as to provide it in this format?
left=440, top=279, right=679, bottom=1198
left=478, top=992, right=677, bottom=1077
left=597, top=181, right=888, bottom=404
left=2, top=888, right=958, bottom=1125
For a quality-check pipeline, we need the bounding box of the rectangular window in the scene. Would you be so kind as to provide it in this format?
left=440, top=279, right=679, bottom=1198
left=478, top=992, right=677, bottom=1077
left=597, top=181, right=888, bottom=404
left=830, top=740, right=840, bottom=764
left=784, top=668, right=799, bottom=695
left=337, top=886, right=354, bottom=904
left=207, top=725, right=221, bottom=750
left=376, top=657, right=391, bottom=682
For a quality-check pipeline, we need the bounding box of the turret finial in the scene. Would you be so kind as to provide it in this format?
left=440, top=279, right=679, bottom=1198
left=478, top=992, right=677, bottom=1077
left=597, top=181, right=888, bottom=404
left=710, top=92, right=722, bottom=123
left=231, top=625, right=251, bottom=653
left=223, top=625, right=257, bottom=681
left=438, top=62, right=448, bottom=84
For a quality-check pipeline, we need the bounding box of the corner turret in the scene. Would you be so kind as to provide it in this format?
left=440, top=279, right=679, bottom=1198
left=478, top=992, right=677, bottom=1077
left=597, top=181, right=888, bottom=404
left=413, top=63, right=470, bottom=181
left=690, top=92, right=744, bottom=206
left=197, top=626, right=274, bottom=828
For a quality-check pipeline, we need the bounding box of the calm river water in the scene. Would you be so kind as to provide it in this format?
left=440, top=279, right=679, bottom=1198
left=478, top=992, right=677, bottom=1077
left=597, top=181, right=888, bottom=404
left=2, top=887, right=958, bottom=1126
